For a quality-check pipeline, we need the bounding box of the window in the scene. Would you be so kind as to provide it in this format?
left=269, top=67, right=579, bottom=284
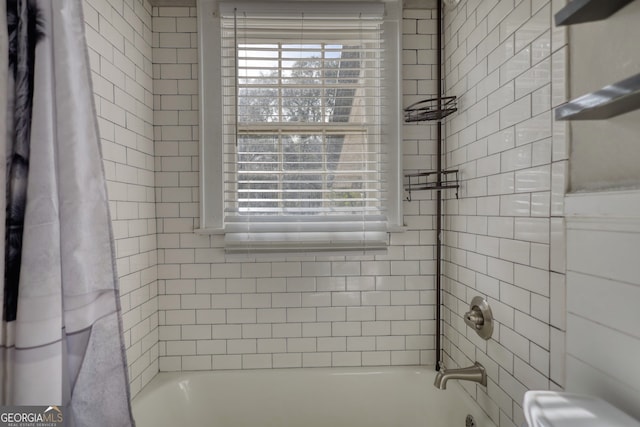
left=198, top=0, right=402, bottom=254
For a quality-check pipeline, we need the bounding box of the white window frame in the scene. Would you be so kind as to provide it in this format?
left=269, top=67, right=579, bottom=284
left=197, top=0, right=403, bottom=241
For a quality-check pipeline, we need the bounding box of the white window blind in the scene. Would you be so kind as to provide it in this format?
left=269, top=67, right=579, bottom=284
left=218, top=2, right=394, bottom=254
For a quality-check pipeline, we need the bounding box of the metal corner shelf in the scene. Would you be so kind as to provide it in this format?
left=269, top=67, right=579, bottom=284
left=404, top=96, right=458, bottom=122
left=403, top=95, right=460, bottom=201
left=404, top=170, right=459, bottom=202
left=555, top=72, right=640, bottom=121
left=554, top=0, right=635, bottom=26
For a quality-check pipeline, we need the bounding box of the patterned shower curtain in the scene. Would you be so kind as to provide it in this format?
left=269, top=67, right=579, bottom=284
left=0, top=0, right=135, bottom=426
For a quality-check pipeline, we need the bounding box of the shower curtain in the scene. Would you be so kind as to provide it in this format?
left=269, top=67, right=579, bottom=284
left=0, top=0, right=135, bottom=426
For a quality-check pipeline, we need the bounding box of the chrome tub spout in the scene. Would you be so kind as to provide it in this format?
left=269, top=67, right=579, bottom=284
left=434, top=362, right=487, bottom=390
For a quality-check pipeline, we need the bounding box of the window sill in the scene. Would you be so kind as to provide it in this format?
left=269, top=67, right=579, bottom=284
left=194, top=224, right=408, bottom=235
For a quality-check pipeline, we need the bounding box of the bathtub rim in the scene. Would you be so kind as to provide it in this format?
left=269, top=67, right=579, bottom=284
left=132, top=365, right=497, bottom=427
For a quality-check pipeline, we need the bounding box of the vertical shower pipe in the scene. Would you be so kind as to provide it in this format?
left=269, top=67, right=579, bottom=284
left=435, top=0, right=443, bottom=371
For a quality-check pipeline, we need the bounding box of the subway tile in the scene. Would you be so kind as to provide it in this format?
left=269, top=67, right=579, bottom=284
left=531, top=191, right=551, bottom=217
left=488, top=127, right=516, bottom=155
left=211, top=325, right=241, bottom=339
left=500, top=282, right=530, bottom=313
left=242, top=324, right=271, bottom=339
left=361, top=291, right=390, bottom=306
left=376, top=336, right=405, bottom=351
left=316, top=277, right=345, bottom=291
left=530, top=243, right=550, bottom=270
left=499, top=239, right=530, bottom=265
left=514, top=355, right=549, bottom=391
left=391, top=320, right=420, bottom=336
left=391, top=351, right=420, bottom=365
left=272, top=323, right=301, bottom=338
left=97, top=7, right=562, bottom=418
left=499, top=0, right=531, bottom=42
left=490, top=298, right=516, bottom=330
left=362, top=321, right=391, bottom=336
left=302, top=322, right=331, bottom=337
left=514, top=218, right=550, bottom=244
left=515, top=311, right=549, bottom=350
left=272, top=353, right=301, bottom=368
left=301, top=292, right=331, bottom=307
left=241, top=294, right=271, bottom=309
left=242, top=354, right=272, bottom=369
left=346, top=307, right=376, bottom=322
left=500, top=48, right=531, bottom=87
left=158, top=356, right=180, bottom=371
left=488, top=217, right=514, bottom=239
left=488, top=172, right=515, bottom=196
left=332, top=322, right=361, bottom=337
left=488, top=339, right=514, bottom=374
left=257, top=308, right=286, bottom=324
left=317, top=307, right=346, bottom=322
left=287, top=338, right=316, bottom=353
left=500, top=326, right=531, bottom=363
left=332, top=352, right=362, bottom=367
left=376, top=306, right=406, bottom=321
left=488, top=257, right=514, bottom=284
left=500, top=193, right=531, bottom=217
left=531, top=293, right=550, bottom=323
left=272, top=293, right=301, bottom=308
left=257, top=339, right=286, bottom=354
left=549, top=272, right=565, bottom=330
left=346, top=276, right=375, bottom=291
left=549, top=327, right=565, bottom=387
left=225, top=309, right=255, bottom=324
left=549, top=218, right=566, bottom=273
left=166, top=340, right=194, bottom=356
left=331, top=261, right=361, bottom=276
left=515, top=264, right=549, bottom=296
left=362, top=351, right=391, bottom=366
left=301, top=352, right=332, bottom=367
left=165, top=309, right=195, bottom=325
left=257, top=278, right=287, bottom=293
left=181, top=325, right=210, bottom=340
left=272, top=262, right=302, bottom=277
left=515, top=112, right=551, bottom=147
left=212, top=355, right=242, bottom=370
left=501, top=145, right=532, bottom=173
left=286, top=278, right=316, bottom=292
left=287, top=308, right=316, bottom=323
left=197, top=340, right=226, bottom=355
left=227, top=339, right=256, bottom=354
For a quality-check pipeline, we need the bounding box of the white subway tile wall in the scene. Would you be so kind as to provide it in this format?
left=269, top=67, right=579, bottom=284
left=442, top=1, right=567, bottom=427
left=152, top=7, right=440, bottom=373
left=83, top=0, right=159, bottom=398
left=83, top=1, right=570, bottom=411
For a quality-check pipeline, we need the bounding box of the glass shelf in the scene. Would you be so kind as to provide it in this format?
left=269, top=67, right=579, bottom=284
left=554, top=0, right=634, bottom=26
left=555, top=72, right=640, bottom=121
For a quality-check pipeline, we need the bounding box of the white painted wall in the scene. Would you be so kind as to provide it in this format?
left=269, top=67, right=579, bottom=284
left=569, top=1, right=640, bottom=192
left=565, top=190, right=640, bottom=422
left=563, top=1, right=640, bottom=422
left=442, top=1, right=568, bottom=426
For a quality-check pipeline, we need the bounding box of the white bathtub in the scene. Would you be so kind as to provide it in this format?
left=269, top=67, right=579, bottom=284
left=132, top=366, right=496, bottom=427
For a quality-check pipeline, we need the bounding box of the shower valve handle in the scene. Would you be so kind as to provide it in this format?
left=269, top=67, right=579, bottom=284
left=463, top=296, right=494, bottom=340
left=464, top=307, right=484, bottom=329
